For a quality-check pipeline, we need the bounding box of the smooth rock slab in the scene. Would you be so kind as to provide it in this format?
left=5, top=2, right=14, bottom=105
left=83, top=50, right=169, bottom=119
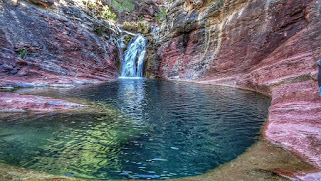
left=0, top=92, right=84, bottom=112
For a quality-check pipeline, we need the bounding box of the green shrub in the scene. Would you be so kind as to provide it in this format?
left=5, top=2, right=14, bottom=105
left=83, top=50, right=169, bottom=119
left=83, top=0, right=117, bottom=21
left=123, top=21, right=151, bottom=34
left=100, top=5, right=116, bottom=20
left=111, top=0, right=134, bottom=13
left=155, top=6, right=167, bottom=25
left=123, top=21, right=138, bottom=32
left=19, top=48, right=28, bottom=59
left=137, top=21, right=151, bottom=34
left=137, top=16, right=144, bottom=21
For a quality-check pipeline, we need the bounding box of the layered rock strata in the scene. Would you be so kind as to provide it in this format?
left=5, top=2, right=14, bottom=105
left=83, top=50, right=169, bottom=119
left=0, top=0, right=320, bottom=179
left=0, top=0, right=120, bottom=87
left=0, top=0, right=121, bottom=112
left=153, top=0, right=321, bottom=171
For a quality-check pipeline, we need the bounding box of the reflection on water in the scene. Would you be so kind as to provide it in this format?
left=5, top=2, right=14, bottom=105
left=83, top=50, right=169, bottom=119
left=117, top=78, right=146, bottom=123
left=0, top=113, right=141, bottom=179
left=0, top=79, right=270, bottom=180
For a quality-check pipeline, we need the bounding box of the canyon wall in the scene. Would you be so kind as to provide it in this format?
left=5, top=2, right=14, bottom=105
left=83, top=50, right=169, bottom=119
left=104, top=0, right=163, bottom=24
left=152, top=0, right=321, bottom=169
left=0, top=0, right=120, bottom=87
left=0, top=0, right=320, bottom=176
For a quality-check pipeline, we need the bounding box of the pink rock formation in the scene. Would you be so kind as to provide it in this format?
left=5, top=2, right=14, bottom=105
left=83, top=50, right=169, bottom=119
left=0, top=92, right=84, bottom=112
left=154, top=0, right=321, bottom=174
left=0, top=0, right=119, bottom=112
left=0, top=0, right=119, bottom=87
left=277, top=169, right=321, bottom=181
left=0, top=0, right=320, bottom=179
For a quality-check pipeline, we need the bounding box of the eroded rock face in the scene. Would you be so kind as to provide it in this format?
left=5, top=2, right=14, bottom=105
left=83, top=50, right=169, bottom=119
left=153, top=0, right=321, bottom=170
left=0, top=0, right=120, bottom=86
left=155, top=0, right=318, bottom=81
left=106, top=0, right=163, bottom=24
left=0, top=0, right=320, bottom=177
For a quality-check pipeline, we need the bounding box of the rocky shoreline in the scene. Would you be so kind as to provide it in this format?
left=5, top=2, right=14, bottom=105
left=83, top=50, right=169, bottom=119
left=153, top=0, right=321, bottom=177
left=0, top=0, right=320, bottom=180
left=0, top=80, right=319, bottom=181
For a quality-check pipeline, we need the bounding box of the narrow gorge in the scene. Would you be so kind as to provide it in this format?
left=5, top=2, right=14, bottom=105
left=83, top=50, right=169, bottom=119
left=0, top=0, right=320, bottom=180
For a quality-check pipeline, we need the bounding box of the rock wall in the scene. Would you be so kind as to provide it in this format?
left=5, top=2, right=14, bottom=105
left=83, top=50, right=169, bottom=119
left=0, top=0, right=120, bottom=87
left=153, top=0, right=321, bottom=169
left=102, top=0, right=163, bottom=24
left=0, top=0, right=320, bottom=175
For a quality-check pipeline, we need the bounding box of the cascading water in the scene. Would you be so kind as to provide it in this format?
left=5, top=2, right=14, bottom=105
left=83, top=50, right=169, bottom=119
left=120, top=34, right=147, bottom=78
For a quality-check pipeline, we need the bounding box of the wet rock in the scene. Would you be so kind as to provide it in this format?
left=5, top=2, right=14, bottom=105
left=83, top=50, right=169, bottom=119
left=0, top=92, right=85, bottom=112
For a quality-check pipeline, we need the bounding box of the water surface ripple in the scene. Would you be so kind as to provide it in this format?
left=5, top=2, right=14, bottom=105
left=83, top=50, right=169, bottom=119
left=0, top=79, right=270, bottom=180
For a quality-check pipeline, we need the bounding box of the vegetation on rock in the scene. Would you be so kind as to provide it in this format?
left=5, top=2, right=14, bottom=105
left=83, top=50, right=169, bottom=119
left=18, top=48, right=28, bottom=59
left=108, top=0, right=135, bottom=13
left=123, top=21, right=152, bottom=34
left=83, top=0, right=117, bottom=21
left=155, top=6, right=167, bottom=25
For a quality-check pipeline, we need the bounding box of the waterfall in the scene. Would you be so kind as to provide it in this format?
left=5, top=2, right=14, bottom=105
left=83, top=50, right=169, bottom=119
left=120, top=34, right=147, bottom=78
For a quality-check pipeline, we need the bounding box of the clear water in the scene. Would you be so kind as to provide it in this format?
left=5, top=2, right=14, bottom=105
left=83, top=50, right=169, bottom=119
left=0, top=79, right=270, bottom=180
left=121, top=35, right=147, bottom=77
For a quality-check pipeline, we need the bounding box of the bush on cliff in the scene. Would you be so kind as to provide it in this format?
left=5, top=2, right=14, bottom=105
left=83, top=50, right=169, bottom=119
left=83, top=0, right=117, bottom=21
left=123, top=21, right=151, bottom=34
left=155, top=6, right=167, bottom=25
left=110, top=0, right=134, bottom=13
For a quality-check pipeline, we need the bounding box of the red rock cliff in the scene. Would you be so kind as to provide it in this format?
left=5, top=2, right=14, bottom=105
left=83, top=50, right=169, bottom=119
left=0, top=0, right=120, bottom=87
left=153, top=0, right=321, bottom=169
